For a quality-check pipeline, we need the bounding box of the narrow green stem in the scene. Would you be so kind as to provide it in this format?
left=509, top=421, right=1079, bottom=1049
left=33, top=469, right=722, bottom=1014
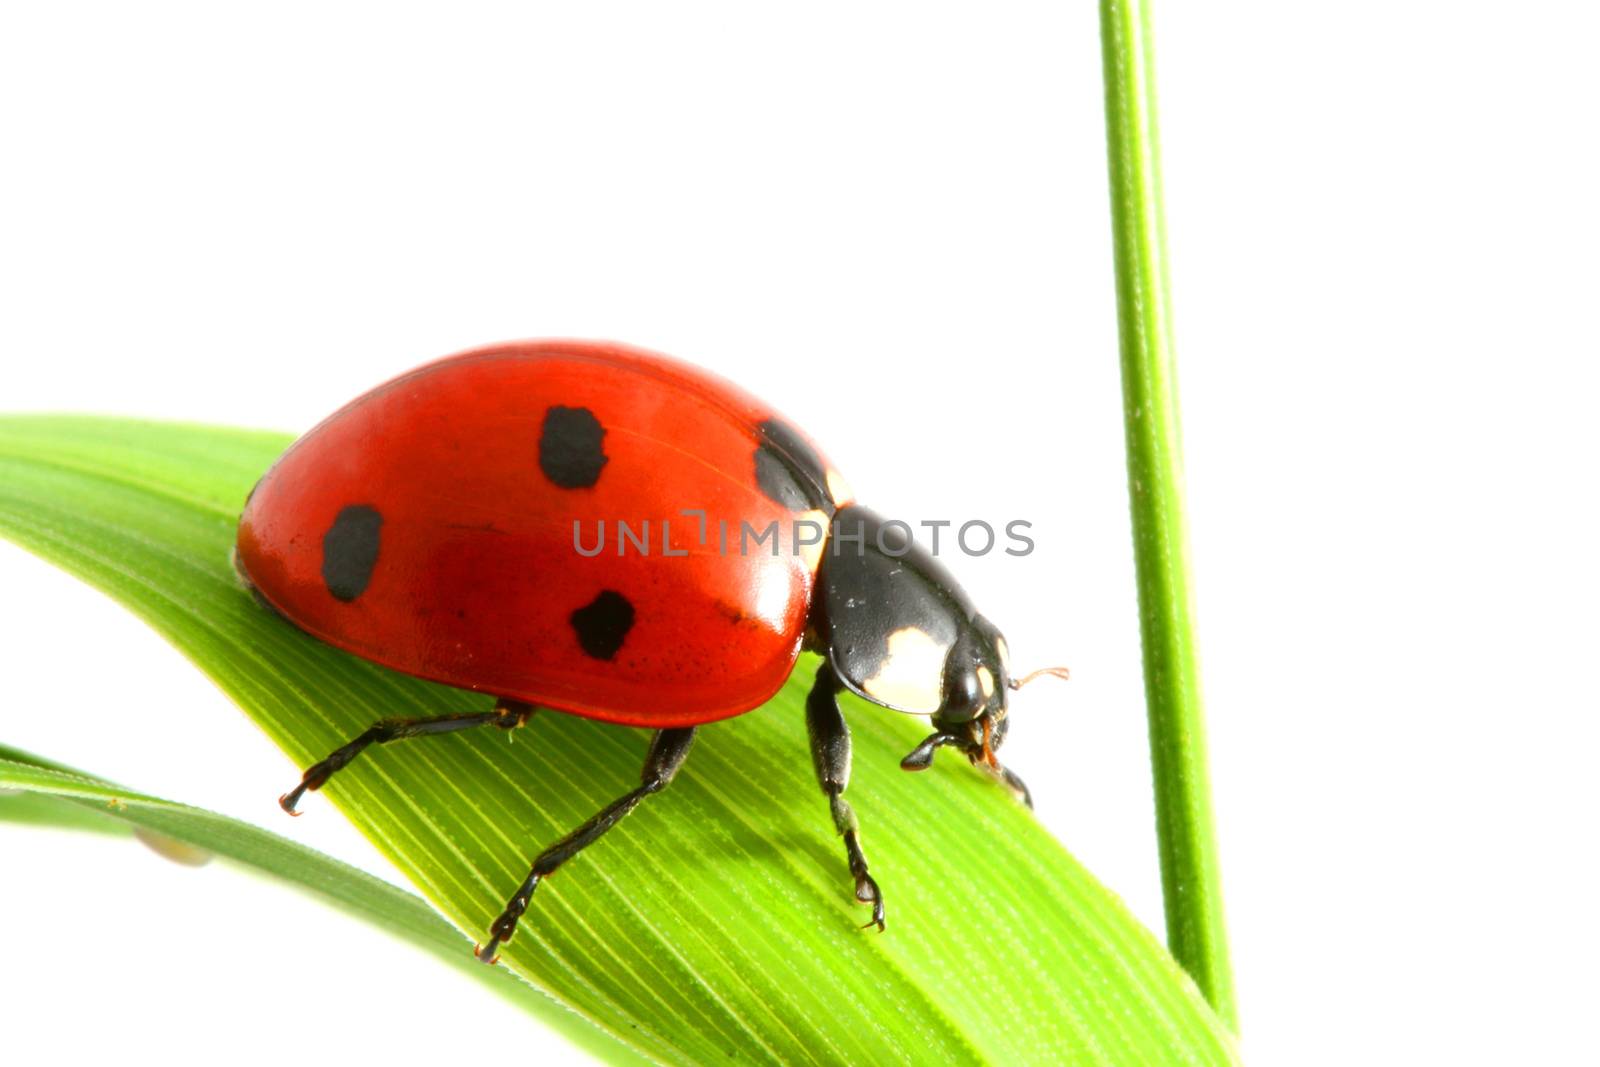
left=1098, top=0, right=1237, bottom=1028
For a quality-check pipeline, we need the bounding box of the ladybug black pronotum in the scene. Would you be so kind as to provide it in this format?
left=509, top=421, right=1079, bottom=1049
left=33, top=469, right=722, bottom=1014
left=234, top=340, right=1068, bottom=962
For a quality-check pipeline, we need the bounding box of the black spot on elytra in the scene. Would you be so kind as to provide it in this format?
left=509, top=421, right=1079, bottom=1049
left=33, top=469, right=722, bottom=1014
left=322, top=505, right=383, bottom=602
left=753, top=418, right=832, bottom=513
left=540, top=406, right=609, bottom=488
left=570, top=590, right=635, bottom=660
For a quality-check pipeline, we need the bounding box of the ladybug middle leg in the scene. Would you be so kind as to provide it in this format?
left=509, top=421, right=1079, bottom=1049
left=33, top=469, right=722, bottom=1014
left=279, top=699, right=534, bottom=814
left=806, top=661, right=886, bottom=932
left=475, top=725, right=697, bottom=964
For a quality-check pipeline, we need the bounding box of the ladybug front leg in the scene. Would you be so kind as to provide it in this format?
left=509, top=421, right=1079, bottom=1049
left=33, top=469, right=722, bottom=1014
left=900, top=726, right=1034, bottom=809
left=280, top=699, right=534, bottom=814
left=806, top=661, right=886, bottom=932
left=476, top=725, right=697, bottom=964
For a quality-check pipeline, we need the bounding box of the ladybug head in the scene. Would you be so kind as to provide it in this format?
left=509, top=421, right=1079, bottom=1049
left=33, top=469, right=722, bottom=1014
left=897, top=614, right=1069, bottom=809
left=816, top=504, right=1067, bottom=808
left=930, top=614, right=1011, bottom=731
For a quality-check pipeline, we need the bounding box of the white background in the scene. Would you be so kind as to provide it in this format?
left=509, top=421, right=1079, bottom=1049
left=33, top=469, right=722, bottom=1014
left=3, top=3, right=1597, bottom=1064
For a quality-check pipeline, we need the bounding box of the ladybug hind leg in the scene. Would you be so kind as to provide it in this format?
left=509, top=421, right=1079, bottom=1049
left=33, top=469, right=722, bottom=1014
left=279, top=699, right=534, bottom=814
left=475, top=725, right=697, bottom=965
left=806, top=660, right=886, bottom=932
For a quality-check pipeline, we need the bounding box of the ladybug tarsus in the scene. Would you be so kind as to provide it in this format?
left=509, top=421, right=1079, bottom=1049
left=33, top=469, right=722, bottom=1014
left=990, top=763, right=1035, bottom=811
left=900, top=725, right=1035, bottom=810
left=898, top=731, right=963, bottom=772
left=854, top=870, right=886, bottom=932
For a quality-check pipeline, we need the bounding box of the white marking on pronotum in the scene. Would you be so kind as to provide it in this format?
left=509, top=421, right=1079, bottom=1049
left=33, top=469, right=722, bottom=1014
left=976, top=665, right=995, bottom=701
left=795, top=508, right=830, bottom=573
left=826, top=468, right=853, bottom=506
left=861, top=626, right=946, bottom=714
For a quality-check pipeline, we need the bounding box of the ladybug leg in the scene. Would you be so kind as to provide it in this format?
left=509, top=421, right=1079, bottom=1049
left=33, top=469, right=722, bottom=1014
left=279, top=699, right=534, bottom=814
left=901, top=727, right=1035, bottom=809
left=806, top=661, right=886, bottom=933
left=986, top=762, right=1034, bottom=810
left=972, top=758, right=1036, bottom=809
left=476, top=726, right=696, bottom=965
left=898, top=731, right=963, bottom=771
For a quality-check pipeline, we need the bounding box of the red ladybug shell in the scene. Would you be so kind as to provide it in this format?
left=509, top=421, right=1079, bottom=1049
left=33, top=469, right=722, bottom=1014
left=235, top=341, right=851, bottom=728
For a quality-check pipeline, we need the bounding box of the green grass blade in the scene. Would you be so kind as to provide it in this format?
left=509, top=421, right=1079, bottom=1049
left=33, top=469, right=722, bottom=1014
left=0, top=414, right=1239, bottom=1065
left=0, top=742, right=652, bottom=1067
left=1099, top=0, right=1237, bottom=1027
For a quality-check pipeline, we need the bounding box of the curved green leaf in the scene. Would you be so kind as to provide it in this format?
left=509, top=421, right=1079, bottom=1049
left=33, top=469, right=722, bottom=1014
left=0, top=415, right=1238, bottom=1066
left=0, top=742, right=650, bottom=1067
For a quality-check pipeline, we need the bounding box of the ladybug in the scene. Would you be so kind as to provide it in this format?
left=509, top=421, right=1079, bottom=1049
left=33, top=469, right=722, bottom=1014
left=234, top=340, right=1068, bottom=962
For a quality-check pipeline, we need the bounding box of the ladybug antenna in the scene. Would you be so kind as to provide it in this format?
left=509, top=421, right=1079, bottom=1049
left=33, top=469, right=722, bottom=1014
left=1008, top=666, right=1071, bottom=691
